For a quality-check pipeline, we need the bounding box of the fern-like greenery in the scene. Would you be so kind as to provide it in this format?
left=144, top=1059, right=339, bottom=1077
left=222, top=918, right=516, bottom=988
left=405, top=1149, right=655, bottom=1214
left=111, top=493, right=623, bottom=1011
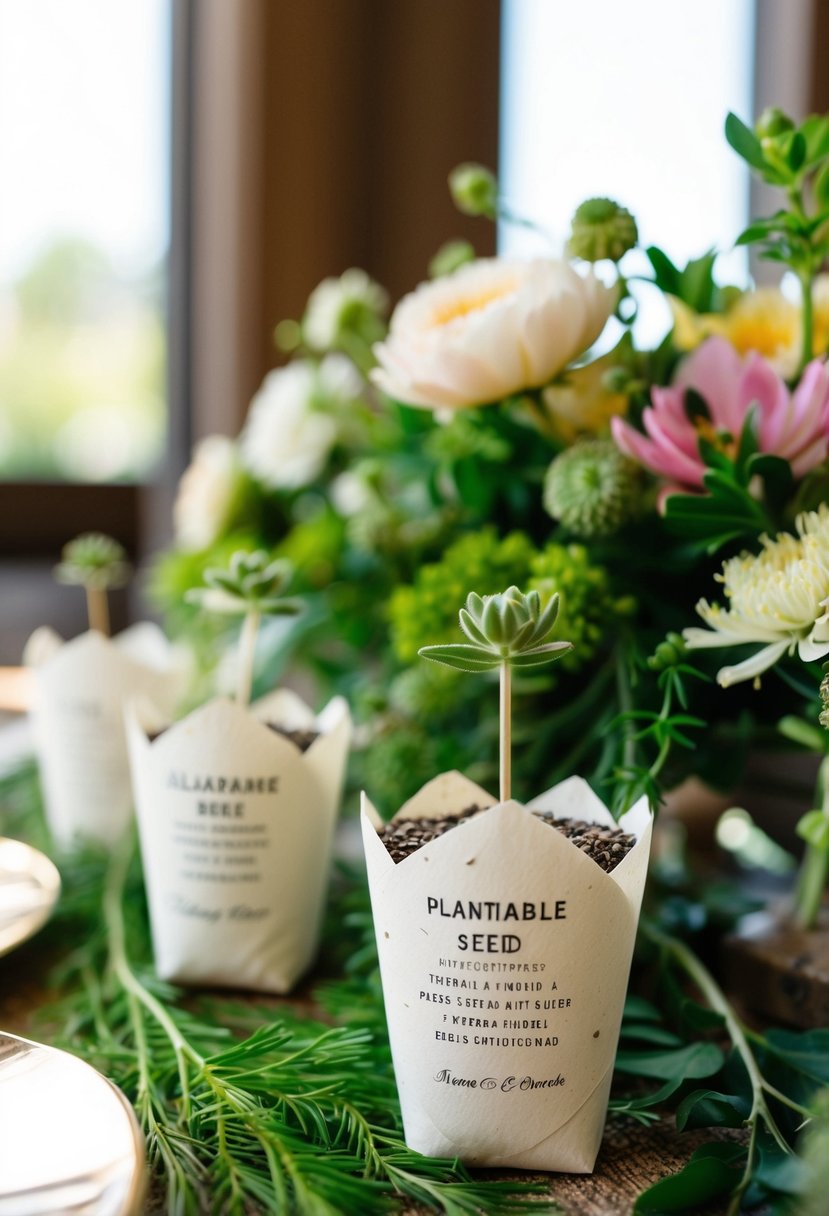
left=1, top=762, right=556, bottom=1216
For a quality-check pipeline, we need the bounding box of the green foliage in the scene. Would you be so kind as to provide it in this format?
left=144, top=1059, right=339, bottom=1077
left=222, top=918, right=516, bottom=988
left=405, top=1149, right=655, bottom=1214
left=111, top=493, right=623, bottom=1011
left=5, top=764, right=829, bottom=1215
left=726, top=108, right=829, bottom=370
left=644, top=247, right=727, bottom=314
left=663, top=405, right=794, bottom=552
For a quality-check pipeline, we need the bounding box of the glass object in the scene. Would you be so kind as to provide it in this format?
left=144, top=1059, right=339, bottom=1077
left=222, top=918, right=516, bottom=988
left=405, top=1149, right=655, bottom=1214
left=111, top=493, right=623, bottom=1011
left=0, top=0, right=169, bottom=481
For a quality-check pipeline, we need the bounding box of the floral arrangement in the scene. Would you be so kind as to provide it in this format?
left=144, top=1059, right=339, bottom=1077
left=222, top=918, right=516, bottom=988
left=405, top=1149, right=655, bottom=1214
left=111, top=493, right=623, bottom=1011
left=157, top=107, right=829, bottom=899
left=10, top=103, right=829, bottom=1216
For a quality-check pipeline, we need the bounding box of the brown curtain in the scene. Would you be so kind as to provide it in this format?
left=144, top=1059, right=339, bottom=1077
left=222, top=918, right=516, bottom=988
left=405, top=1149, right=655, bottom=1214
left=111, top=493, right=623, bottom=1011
left=186, top=0, right=501, bottom=442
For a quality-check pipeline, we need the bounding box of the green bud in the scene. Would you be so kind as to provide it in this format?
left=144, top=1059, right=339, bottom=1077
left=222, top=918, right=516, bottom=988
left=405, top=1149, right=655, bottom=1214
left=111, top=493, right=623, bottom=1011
left=647, top=632, right=688, bottom=673
left=274, top=318, right=302, bottom=353
left=54, top=533, right=131, bottom=591
left=568, top=198, right=638, bottom=263
left=820, top=668, right=829, bottom=731
left=448, top=163, right=498, bottom=218
left=755, top=106, right=795, bottom=141
left=543, top=440, right=643, bottom=537
left=600, top=365, right=631, bottom=395
left=429, top=239, right=476, bottom=279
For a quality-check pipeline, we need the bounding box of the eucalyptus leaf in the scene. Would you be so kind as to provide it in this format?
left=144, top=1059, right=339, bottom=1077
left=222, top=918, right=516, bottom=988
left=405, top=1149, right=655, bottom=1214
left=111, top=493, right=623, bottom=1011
left=725, top=112, right=768, bottom=172
left=614, top=1040, right=724, bottom=1081
left=634, top=1142, right=745, bottom=1214
left=675, top=1088, right=750, bottom=1131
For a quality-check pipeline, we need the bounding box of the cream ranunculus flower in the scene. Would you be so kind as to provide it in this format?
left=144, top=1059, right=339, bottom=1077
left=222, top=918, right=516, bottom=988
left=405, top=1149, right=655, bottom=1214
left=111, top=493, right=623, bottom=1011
left=371, top=257, right=617, bottom=410
left=240, top=356, right=363, bottom=490
left=683, top=504, right=829, bottom=687
left=173, top=435, right=242, bottom=551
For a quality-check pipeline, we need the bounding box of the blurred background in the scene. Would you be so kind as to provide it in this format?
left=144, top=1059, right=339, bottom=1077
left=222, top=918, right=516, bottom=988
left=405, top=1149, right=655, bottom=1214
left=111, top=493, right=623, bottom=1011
left=0, top=0, right=825, bottom=661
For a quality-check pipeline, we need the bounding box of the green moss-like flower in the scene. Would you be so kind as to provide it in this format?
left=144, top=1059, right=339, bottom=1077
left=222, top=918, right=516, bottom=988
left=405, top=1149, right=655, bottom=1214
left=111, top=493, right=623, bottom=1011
left=359, top=725, right=441, bottom=813
left=389, top=664, right=462, bottom=722
left=543, top=439, right=644, bottom=537
left=568, top=197, right=638, bottom=263
left=389, top=529, right=535, bottom=663
left=54, top=533, right=131, bottom=590
left=528, top=542, right=635, bottom=672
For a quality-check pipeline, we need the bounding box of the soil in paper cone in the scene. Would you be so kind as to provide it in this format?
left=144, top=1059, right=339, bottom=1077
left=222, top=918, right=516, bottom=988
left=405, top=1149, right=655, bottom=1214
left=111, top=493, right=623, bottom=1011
left=378, top=809, right=636, bottom=874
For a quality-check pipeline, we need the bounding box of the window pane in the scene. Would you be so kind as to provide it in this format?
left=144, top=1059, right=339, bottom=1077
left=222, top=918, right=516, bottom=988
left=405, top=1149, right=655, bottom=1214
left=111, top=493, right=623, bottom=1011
left=0, top=0, right=169, bottom=481
left=500, top=0, right=755, bottom=344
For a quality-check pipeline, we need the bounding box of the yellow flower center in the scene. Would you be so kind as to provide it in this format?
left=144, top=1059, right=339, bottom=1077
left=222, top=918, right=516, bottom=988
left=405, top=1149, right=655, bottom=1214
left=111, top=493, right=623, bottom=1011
left=429, top=280, right=518, bottom=328
left=723, top=309, right=799, bottom=360
left=693, top=416, right=737, bottom=459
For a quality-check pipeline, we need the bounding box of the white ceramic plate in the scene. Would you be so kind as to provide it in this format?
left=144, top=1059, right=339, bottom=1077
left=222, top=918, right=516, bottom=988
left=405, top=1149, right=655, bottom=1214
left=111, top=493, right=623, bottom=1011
left=0, top=837, right=60, bottom=957
left=0, top=1032, right=146, bottom=1215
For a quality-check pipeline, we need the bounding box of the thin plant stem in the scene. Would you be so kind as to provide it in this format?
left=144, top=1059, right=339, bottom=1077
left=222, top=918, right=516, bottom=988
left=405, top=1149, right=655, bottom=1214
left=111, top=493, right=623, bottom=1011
left=500, top=662, right=511, bottom=803
left=86, top=586, right=110, bottom=635
left=236, top=610, right=261, bottom=706
left=794, top=754, right=829, bottom=930
left=641, top=919, right=811, bottom=1216
left=799, top=268, right=814, bottom=378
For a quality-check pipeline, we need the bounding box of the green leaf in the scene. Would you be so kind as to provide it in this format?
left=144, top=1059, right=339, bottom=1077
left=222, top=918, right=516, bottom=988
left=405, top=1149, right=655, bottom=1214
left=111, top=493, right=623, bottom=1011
left=614, top=1040, right=724, bottom=1081
left=763, top=1027, right=829, bottom=1086
left=747, top=452, right=795, bottom=514
left=623, top=996, right=662, bottom=1023
left=645, top=246, right=681, bottom=294
left=802, top=114, right=829, bottom=165
left=788, top=130, right=807, bottom=173
left=725, top=112, right=768, bottom=171
left=815, top=158, right=829, bottom=210
left=675, top=1088, right=750, bottom=1131
left=619, top=1023, right=684, bottom=1047
left=678, top=251, right=718, bottom=313
left=417, top=643, right=500, bottom=673
left=682, top=388, right=711, bottom=426
left=796, top=809, right=829, bottom=850
left=634, top=1142, right=745, bottom=1214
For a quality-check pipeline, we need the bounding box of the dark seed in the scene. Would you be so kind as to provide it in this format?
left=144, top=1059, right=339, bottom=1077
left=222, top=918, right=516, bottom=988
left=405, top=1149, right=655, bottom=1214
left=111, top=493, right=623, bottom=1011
left=377, top=807, right=636, bottom=872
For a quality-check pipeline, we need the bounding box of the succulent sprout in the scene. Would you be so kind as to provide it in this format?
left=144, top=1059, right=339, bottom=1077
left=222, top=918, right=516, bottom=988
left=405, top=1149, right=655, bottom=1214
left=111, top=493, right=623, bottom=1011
left=419, top=587, right=573, bottom=801
left=186, top=550, right=303, bottom=705
left=54, top=533, right=131, bottom=636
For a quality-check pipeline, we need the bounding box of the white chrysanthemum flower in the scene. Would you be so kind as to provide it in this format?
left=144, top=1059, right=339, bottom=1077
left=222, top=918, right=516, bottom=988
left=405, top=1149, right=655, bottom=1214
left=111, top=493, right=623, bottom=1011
left=240, top=356, right=363, bottom=490
left=173, top=435, right=241, bottom=551
left=684, top=505, right=829, bottom=686
left=371, top=257, right=617, bottom=410
left=304, top=269, right=388, bottom=351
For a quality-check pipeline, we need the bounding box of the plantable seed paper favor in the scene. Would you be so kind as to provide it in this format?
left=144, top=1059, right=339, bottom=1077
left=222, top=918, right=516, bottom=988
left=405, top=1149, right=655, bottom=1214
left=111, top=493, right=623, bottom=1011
left=362, top=772, right=652, bottom=1172
left=127, top=689, right=351, bottom=993
left=25, top=624, right=188, bottom=848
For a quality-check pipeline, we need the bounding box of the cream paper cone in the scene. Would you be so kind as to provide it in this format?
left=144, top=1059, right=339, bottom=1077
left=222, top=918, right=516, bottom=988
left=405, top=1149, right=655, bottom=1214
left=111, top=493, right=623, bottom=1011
left=362, top=772, right=652, bottom=1172
left=126, top=690, right=351, bottom=992
left=24, top=625, right=189, bottom=848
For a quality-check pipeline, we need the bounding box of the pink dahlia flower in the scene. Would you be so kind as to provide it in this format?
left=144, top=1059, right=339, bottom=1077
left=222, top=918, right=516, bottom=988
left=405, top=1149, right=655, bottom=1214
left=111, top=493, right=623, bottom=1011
left=611, top=336, right=829, bottom=491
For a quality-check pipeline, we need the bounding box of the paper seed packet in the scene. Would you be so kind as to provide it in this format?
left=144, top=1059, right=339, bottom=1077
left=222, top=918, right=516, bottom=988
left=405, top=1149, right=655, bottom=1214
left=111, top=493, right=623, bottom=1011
left=25, top=624, right=188, bottom=848
left=362, top=770, right=652, bottom=1172
left=127, top=689, right=351, bottom=993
